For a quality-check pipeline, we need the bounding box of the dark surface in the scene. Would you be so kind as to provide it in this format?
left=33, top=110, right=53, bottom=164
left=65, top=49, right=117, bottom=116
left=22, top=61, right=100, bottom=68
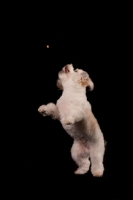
left=1, top=9, right=133, bottom=199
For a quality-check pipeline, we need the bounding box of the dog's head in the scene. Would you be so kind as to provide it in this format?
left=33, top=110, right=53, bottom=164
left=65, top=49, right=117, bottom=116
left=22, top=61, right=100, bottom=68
left=57, top=64, right=94, bottom=91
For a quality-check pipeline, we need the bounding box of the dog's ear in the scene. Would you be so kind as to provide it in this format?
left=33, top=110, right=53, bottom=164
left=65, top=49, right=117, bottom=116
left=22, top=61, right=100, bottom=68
left=56, top=79, right=63, bottom=90
left=80, top=72, right=94, bottom=91
left=87, top=77, right=94, bottom=91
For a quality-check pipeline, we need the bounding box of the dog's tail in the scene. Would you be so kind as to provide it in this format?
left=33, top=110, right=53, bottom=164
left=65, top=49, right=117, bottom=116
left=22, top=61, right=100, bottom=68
left=104, top=140, right=107, bottom=147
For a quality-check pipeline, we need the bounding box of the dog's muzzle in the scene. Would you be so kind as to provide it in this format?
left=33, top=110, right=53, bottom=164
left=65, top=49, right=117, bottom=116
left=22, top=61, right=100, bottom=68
left=59, top=64, right=74, bottom=75
left=62, top=65, right=70, bottom=73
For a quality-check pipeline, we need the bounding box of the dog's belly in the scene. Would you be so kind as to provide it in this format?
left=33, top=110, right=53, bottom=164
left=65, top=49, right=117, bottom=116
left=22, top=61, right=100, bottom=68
left=63, top=124, right=77, bottom=138
left=63, top=123, right=90, bottom=143
left=62, top=119, right=97, bottom=146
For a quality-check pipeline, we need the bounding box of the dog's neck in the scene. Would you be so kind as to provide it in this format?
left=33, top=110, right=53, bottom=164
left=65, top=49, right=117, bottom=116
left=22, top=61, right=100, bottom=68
left=62, top=85, right=87, bottom=96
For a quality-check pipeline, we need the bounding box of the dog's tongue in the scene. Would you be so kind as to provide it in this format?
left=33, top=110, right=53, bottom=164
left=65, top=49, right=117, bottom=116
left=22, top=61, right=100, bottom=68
left=65, top=66, right=69, bottom=73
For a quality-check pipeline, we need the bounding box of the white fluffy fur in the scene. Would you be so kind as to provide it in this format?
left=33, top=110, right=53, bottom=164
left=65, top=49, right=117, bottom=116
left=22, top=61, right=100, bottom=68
left=38, top=64, right=105, bottom=176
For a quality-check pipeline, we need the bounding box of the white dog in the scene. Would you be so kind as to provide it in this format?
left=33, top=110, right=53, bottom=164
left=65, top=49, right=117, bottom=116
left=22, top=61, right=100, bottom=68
left=38, top=64, right=105, bottom=177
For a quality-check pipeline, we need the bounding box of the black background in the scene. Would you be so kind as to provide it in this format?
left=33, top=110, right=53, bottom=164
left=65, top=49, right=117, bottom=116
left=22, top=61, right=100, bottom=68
left=0, top=6, right=133, bottom=199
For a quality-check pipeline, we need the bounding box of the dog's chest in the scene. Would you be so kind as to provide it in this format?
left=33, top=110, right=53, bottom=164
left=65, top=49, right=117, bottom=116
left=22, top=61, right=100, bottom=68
left=57, top=97, right=77, bottom=115
left=57, top=97, right=74, bottom=107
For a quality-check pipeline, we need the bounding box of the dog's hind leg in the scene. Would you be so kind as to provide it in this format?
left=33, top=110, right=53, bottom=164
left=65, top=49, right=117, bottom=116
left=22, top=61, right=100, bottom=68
left=71, top=140, right=90, bottom=174
left=90, top=142, right=105, bottom=177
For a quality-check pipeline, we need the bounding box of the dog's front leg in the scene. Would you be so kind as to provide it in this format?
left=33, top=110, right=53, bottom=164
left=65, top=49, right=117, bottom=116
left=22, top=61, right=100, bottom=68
left=38, top=103, right=60, bottom=120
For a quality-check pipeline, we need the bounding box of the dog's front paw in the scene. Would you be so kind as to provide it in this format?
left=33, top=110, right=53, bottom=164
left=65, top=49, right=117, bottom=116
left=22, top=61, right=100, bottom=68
left=38, top=105, right=48, bottom=116
left=61, top=117, right=75, bottom=126
left=64, top=121, right=73, bottom=125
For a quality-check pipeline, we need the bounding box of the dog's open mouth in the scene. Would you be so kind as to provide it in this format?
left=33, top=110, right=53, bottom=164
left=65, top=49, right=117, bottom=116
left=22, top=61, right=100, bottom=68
left=63, top=66, right=69, bottom=73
